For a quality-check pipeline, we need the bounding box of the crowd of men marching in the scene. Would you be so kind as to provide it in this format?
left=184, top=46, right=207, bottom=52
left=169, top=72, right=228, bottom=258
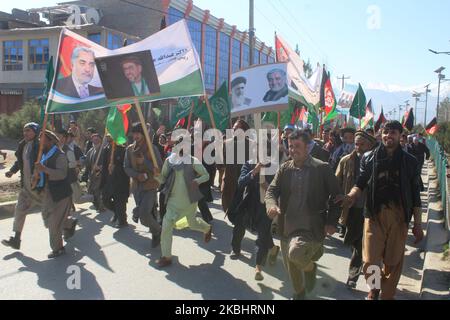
left=1, top=117, right=432, bottom=300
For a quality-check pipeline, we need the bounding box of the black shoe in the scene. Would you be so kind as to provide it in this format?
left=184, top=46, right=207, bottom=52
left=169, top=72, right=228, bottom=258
left=346, top=279, right=357, bottom=289
left=113, top=221, right=128, bottom=229
left=230, top=252, right=241, bottom=260
left=132, top=215, right=139, bottom=224
left=48, top=247, right=66, bottom=259
left=2, top=237, right=21, bottom=250
left=152, top=233, right=161, bottom=248
left=305, top=263, right=317, bottom=293
left=64, top=219, right=78, bottom=241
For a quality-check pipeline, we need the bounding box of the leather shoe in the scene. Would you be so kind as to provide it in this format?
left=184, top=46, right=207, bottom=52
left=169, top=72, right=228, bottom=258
left=156, top=256, right=172, bottom=268
left=2, top=237, right=21, bottom=250
left=48, top=247, right=66, bottom=259
left=204, top=226, right=212, bottom=243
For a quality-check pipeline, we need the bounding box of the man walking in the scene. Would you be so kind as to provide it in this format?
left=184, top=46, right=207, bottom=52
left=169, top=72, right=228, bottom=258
left=343, top=121, right=424, bottom=300
left=335, top=131, right=376, bottom=289
left=265, top=130, right=343, bottom=300
left=2, top=123, right=41, bottom=250
left=34, top=130, right=77, bottom=258
left=84, top=133, right=105, bottom=212
left=124, top=123, right=163, bottom=247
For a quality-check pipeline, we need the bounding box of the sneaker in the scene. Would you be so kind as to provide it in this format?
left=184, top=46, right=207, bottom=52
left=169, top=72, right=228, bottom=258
left=48, top=247, right=66, bottom=259
left=156, top=256, right=172, bottom=268
left=1, top=237, right=21, bottom=250
left=151, top=233, right=161, bottom=248
left=304, top=263, right=318, bottom=293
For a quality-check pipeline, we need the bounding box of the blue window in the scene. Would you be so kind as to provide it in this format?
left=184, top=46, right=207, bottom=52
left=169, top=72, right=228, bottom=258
left=107, top=32, right=123, bottom=49
left=88, top=33, right=101, bottom=45
left=268, top=55, right=275, bottom=63
left=242, top=43, right=250, bottom=69
left=28, top=39, right=49, bottom=70
left=218, top=32, right=230, bottom=89
left=3, top=40, right=23, bottom=71
left=168, top=7, right=184, bottom=25
left=261, top=53, right=268, bottom=64
left=254, top=48, right=260, bottom=65
left=204, top=25, right=216, bottom=92
left=187, top=18, right=202, bottom=58
left=231, top=39, right=241, bottom=73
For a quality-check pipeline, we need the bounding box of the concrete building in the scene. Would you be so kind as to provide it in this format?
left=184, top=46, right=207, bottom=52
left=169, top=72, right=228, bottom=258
left=0, top=0, right=275, bottom=122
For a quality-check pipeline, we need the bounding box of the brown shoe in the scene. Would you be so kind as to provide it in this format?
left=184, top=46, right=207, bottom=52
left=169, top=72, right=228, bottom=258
left=156, top=257, right=172, bottom=268
left=204, top=226, right=212, bottom=243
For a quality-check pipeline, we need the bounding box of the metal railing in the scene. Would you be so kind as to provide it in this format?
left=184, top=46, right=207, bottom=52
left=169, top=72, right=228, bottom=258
left=427, top=138, right=449, bottom=231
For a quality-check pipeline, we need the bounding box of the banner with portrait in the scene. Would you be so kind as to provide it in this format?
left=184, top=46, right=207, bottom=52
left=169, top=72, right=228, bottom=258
left=46, top=19, right=204, bottom=114
left=336, top=83, right=359, bottom=110
left=230, top=63, right=289, bottom=117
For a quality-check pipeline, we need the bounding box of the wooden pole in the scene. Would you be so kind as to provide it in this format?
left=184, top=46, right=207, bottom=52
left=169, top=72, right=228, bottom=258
left=187, top=100, right=195, bottom=129
left=31, top=112, right=49, bottom=189
left=108, top=141, right=116, bottom=175
left=134, top=98, right=160, bottom=171
left=203, top=94, right=217, bottom=129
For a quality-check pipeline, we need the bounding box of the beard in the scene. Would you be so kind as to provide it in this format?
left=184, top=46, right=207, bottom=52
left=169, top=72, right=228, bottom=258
left=232, top=94, right=245, bottom=107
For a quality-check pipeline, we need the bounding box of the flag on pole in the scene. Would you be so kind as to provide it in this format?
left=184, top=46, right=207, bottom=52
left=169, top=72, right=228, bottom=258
left=361, top=99, right=374, bottom=129
left=349, top=83, right=367, bottom=119
left=374, top=107, right=387, bottom=132
left=106, top=104, right=132, bottom=145
left=40, top=56, right=55, bottom=124
left=403, top=108, right=415, bottom=131
left=321, top=67, right=338, bottom=123
left=195, top=81, right=231, bottom=131
left=425, top=117, right=438, bottom=135
left=170, top=97, right=196, bottom=127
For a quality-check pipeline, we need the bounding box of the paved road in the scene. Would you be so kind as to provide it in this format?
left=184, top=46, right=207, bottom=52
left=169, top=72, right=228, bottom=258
left=0, top=165, right=430, bottom=300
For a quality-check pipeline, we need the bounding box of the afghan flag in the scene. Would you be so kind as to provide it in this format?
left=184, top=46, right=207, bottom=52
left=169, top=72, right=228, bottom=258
left=349, top=83, right=367, bottom=119
left=374, top=107, right=387, bottom=132
left=403, top=108, right=414, bottom=131
left=106, top=104, right=132, bottom=145
left=425, top=117, right=438, bottom=135
left=361, top=99, right=374, bottom=129
left=321, top=68, right=338, bottom=123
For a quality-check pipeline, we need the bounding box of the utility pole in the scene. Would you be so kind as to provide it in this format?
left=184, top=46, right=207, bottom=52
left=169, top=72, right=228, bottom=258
left=337, top=74, right=351, bottom=91
left=424, top=84, right=431, bottom=125
left=412, top=92, right=421, bottom=126
left=435, top=67, right=445, bottom=123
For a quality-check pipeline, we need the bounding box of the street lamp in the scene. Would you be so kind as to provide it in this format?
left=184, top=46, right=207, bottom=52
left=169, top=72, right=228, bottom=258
left=429, top=49, right=450, bottom=55
left=412, top=92, right=422, bottom=126
left=435, top=66, right=446, bottom=122
left=424, top=84, right=431, bottom=125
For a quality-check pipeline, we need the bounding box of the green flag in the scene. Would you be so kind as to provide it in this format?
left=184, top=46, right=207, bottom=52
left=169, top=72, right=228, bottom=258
left=170, top=96, right=196, bottom=127
left=349, top=83, right=367, bottom=119
left=195, top=82, right=231, bottom=131
left=40, top=56, right=54, bottom=124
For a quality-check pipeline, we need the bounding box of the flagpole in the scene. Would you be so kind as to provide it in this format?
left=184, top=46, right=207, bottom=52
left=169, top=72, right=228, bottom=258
left=187, top=100, right=195, bottom=129
left=134, top=98, right=160, bottom=171
left=203, top=93, right=217, bottom=129
left=108, top=141, right=116, bottom=175
left=277, top=111, right=281, bottom=130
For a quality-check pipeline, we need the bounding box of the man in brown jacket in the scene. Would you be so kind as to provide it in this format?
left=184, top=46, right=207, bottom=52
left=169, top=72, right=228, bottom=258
left=265, top=130, right=343, bottom=300
left=335, top=131, right=376, bottom=289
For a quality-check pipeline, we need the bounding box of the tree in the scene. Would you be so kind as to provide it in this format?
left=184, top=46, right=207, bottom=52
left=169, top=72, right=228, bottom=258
left=303, top=58, right=313, bottom=79
left=438, top=97, right=450, bottom=123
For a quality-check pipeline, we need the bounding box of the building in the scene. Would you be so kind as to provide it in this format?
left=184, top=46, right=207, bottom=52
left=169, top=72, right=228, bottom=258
left=0, top=0, right=275, bottom=121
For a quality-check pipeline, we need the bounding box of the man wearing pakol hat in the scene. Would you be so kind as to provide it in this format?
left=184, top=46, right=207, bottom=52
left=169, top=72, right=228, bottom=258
left=34, top=130, right=77, bottom=258
left=231, top=76, right=252, bottom=110
left=2, top=123, right=42, bottom=250
left=335, top=130, right=376, bottom=289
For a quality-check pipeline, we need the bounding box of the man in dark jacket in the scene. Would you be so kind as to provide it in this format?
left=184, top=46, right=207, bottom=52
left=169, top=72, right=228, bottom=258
left=2, top=123, right=42, bottom=250
left=265, top=130, right=343, bottom=300
left=409, top=136, right=430, bottom=170
left=101, top=136, right=130, bottom=228
left=343, top=121, right=424, bottom=300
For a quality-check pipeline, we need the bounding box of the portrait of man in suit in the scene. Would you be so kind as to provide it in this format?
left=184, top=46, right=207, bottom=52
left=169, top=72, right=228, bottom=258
left=55, top=46, right=103, bottom=99
left=231, top=76, right=252, bottom=110
left=263, top=68, right=288, bottom=102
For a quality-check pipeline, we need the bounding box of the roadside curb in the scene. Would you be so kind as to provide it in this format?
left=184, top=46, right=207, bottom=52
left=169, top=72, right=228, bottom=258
left=419, top=165, right=450, bottom=300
